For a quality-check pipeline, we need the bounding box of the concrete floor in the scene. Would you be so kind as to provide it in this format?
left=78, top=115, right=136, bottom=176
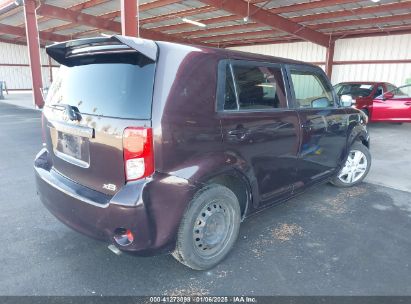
left=366, top=123, right=411, bottom=192
left=0, top=101, right=410, bottom=296
left=0, top=91, right=37, bottom=110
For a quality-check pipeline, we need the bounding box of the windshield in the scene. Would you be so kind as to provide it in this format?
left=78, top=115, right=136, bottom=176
left=46, top=52, right=155, bottom=119
left=334, top=83, right=374, bottom=98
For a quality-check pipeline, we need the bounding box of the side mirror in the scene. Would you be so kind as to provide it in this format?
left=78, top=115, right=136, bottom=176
left=340, top=94, right=354, bottom=107
left=383, top=92, right=394, bottom=100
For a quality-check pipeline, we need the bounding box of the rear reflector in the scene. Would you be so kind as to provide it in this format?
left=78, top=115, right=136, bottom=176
left=123, top=127, right=154, bottom=181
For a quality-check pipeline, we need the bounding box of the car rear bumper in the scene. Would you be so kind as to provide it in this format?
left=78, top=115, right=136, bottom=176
left=34, top=148, right=196, bottom=256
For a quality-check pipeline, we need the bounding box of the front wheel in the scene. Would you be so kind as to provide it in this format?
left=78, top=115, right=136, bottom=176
left=172, top=184, right=241, bottom=270
left=331, top=142, right=371, bottom=187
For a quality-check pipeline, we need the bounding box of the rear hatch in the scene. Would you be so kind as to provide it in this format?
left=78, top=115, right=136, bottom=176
left=43, top=36, right=157, bottom=195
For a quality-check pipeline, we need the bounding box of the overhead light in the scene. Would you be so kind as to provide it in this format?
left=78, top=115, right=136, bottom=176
left=182, top=18, right=206, bottom=28
left=370, top=0, right=380, bottom=2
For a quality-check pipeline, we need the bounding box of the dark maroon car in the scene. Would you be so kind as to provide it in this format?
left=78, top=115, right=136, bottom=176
left=35, top=35, right=371, bottom=270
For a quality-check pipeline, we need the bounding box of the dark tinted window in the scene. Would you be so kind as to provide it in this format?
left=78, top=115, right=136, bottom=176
left=46, top=52, right=155, bottom=119
left=231, top=64, right=286, bottom=110
left=290, top=70, right=334, bottom=108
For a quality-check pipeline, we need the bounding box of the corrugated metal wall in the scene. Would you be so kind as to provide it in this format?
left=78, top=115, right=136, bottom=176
left=333, top=34, right=411, bottom=86
left=229, top=41, right=326, bottom=64
left=0, top=41, right=58, bottom=90
left=230, top=34, right=411, bottom=86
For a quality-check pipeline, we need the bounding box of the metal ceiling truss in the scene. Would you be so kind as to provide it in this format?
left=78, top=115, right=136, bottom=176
left=0, top=0, right=409, bottom=47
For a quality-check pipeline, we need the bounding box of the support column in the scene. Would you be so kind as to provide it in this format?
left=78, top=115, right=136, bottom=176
left=23, top=0, right=44, bottom=108
left=325, top=41, right=335, bottom=79
left=121, top=0, right=138, bottom=37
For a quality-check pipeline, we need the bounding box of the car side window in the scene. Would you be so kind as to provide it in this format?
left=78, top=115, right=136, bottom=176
left=386, top=84, right=397, bottom=93
left=392, top=86, right=410, bottom=98
left=290, top=69, right=335, bottom=108
left=224, top=65, right=238, bottom=110
left=374, top=85, right=384, bottom=98
left=221, top=61, right=287, bottom=111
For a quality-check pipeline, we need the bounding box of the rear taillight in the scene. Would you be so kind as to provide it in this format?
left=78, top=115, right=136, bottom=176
left=123, top=127, right=154, bottom=181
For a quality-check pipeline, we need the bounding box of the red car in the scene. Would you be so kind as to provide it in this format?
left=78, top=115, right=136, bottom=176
left=371, top=84, right=411, bottom=123
left=334, top=81, right=397, bottom=119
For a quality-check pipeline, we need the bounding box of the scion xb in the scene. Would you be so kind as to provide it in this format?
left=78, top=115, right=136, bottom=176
left=35, top=36, right=371, bottom=270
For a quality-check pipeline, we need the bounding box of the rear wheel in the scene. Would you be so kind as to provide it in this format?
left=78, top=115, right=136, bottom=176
left=331, top=142, right=371, bottom=187
left=172, top=184, right=241, bottom=270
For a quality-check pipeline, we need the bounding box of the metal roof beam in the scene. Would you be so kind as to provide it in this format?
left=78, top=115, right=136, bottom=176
left=36, top=3, right=210, bottom=45
left=152, top=0, right=358, bottom=34
left=201, top=29, right=277, bottom=42
left=310, top=12, right=411, bottom=30
left=221, top=24, right=411, bottom=47
left=39, top=0, right=182, bottom=33
left=184, top=1, right=411, bottom=46
left=197, top=0, right=330, bottom=47
left=141, top=6, right=217, bottom=25
left=268, top=0, right=359, bottom=14
left=138, top=0, right=182, bottom=11
left=184, top=23, right=264, bottom=38
left=0, top=23, right=69, bottom=42
left=142, top=0, right=266, bottom=27
left=329, top=24, right=411, bottom=39
left=36, top=0, right=112, bottom=26
left=292, top=1, right=411, bottom=23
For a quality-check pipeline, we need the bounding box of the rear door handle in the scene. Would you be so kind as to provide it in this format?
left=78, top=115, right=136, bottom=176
left=301, top=124, right=312, bottom=131
left=404, top=102, right=411, bottom=106
left=228, top=129, right=246, bottom=136
left=228, top=126, right=248, bottom=139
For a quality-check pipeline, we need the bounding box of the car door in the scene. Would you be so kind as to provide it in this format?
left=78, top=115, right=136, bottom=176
left=285, top=65, right=349, bottom=189
left=372, top=84, right=411, bottom=122
left=218, top=60, right=301, bottom=206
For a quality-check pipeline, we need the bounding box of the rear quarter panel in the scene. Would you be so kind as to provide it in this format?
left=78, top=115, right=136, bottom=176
left=148, top=44, right=231, bottom=249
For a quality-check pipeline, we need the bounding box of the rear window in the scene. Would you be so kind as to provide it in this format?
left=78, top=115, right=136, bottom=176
left=46, top=52, right=155, bottom=119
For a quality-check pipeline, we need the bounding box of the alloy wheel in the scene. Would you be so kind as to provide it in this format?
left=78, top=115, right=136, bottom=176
left=338, top=150, right=368, bottom=184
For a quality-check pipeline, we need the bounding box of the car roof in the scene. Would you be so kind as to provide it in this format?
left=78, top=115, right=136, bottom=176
left=156, top=40, right=318, bottom=67
left=47, top=35, right=320, bottom=69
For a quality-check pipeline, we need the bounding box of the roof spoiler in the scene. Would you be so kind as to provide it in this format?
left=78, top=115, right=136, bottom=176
left=46, top=35, right=158, bottom=65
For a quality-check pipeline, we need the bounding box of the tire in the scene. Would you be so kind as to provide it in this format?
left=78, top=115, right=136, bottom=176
left=331, top=142, right=371, bottom=188
left=172, top=184, right=241, bottom=270
left=360, top=108, right=369, bottom=119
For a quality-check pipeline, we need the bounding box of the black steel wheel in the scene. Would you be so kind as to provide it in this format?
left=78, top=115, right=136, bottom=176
left=172, top=184, right=241, bottom=270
